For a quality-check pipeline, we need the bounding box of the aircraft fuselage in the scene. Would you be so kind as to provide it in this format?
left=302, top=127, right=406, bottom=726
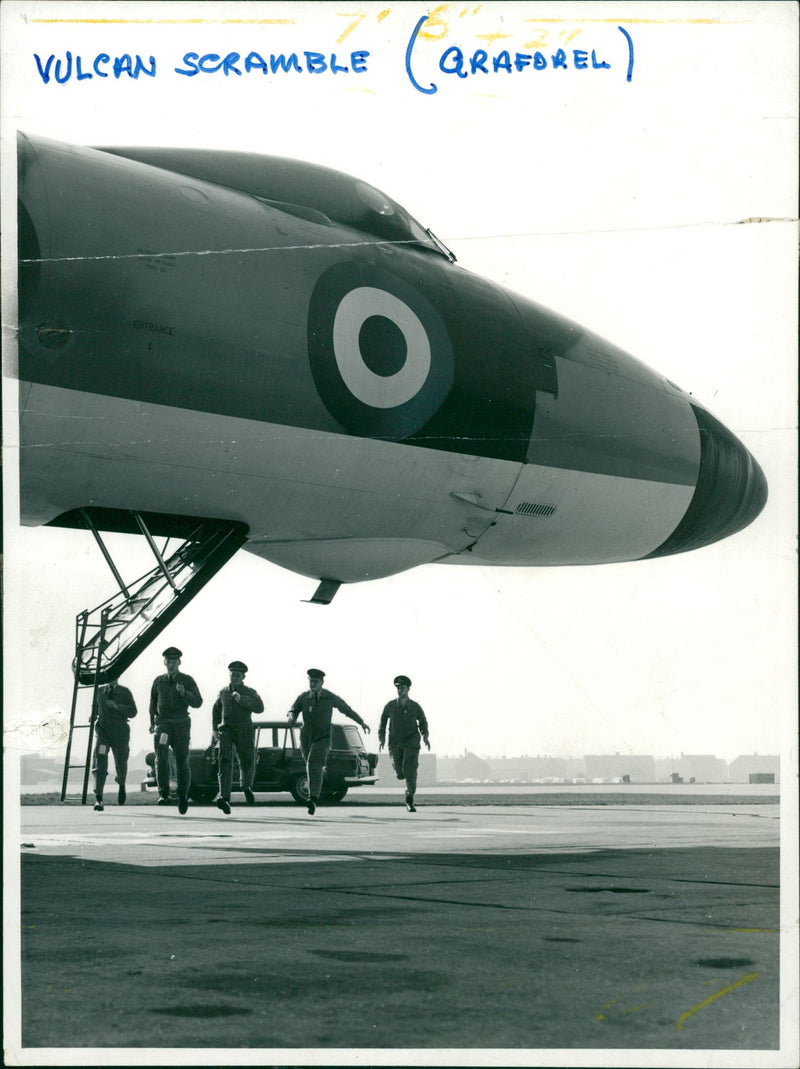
left=16, top=134, right=767, bottom=584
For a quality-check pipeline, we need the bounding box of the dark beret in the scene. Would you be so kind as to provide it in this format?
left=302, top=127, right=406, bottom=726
left=162, top=647, right=182, bottom=658
left=393, top=675, right=412, bottom=687
left=228, top=660, right=248, bottom=673
left=307, top=668, right=325, bottom=679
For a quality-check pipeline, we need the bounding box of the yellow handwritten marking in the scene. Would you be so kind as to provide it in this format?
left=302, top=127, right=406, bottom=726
left=595, top=996, right=654, bottom=1020
left=417, top=5, right=451, bottom=41
left=621, top=1002, right=655, bottom=1015
left=29, top=18, right=296, bottom=24
left=675, top=972, right=760, bottom=1030
left=476, top=33, right=513, bottom=45
left=523, top=29, right=548, bottom=49
left=30, top=14, right=743, bottom=27
left=701, top=923, right=778, bottom=932
left=594, top=996, right=619, bottom=1019
left=523, top=17, right=740, bottom=25
left=377, top=9, right=390, bottom=23
left=336, top=12, right=367, bottom=44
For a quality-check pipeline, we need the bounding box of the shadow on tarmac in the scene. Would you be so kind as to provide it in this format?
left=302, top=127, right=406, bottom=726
left=20, top=844, right=779, bottom=1051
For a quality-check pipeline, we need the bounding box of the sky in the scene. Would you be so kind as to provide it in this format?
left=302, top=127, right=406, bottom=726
left=2, top=1, right=797, bottom=767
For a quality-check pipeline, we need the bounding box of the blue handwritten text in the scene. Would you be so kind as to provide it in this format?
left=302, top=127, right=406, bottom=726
left=34, top=52, right=156, bottom=84
left=175, top=51, right=370, bottom=76
left=405, top=15, right=633, bottom=94
left=439, top=46, right=611, bottom=78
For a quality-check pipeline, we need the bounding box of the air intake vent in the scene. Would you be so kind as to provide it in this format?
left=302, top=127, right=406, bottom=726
left=515, top=502, right=556, bottom=518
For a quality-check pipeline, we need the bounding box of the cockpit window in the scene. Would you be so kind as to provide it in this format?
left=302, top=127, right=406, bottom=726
left=399, top=215, right=456, bottom=261
left=355, top=180, right=395, bottom=216
left=422, top=226, right=456, bottom=262
left=353, top=179, right=455, bottom=260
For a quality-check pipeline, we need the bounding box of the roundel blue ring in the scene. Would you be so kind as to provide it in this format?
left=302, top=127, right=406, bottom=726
left=308, top=261, right=454, bottom=439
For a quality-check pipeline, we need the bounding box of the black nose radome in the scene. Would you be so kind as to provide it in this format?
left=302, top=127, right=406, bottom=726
left=645, top=405, right=767, bottom=558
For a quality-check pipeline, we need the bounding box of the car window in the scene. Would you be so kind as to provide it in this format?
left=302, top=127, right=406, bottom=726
left=331, top=724, right=363, bottom=749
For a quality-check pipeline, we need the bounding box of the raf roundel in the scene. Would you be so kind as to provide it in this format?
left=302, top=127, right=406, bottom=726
left=308, top=261, right=454, bottom=439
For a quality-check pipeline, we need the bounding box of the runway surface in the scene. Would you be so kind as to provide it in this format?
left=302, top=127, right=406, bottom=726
left=10, top=792, right=782, bottom=1062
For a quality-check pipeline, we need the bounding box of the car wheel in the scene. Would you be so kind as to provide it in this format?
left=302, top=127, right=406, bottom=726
left=188, top=788, right=216, bottom=805
left=322, top=785, right=348, bottom=803
left=290, top=773, right=310, bottom=804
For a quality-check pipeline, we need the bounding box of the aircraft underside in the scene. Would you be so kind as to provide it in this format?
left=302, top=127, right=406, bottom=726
left=20, top=381, right=698, bottom=583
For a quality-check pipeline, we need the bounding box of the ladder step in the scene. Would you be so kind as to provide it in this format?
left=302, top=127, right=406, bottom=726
left=65, top=516, right=247, bottom=803
left=75, top=519, right=247, bottom=684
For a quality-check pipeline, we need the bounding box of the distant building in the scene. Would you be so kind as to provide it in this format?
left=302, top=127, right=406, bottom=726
left=563, top=758, right=585, bottom=780
left=417, top=752, right=437, bottom=786
left=672, top=754, right=728, bottom=784
left=378, top=751, right=777, bottom=786
left=375, top=752, right=437, bottom=786
left=454, top=751, right=492, bottom=781
left=20, top=754, right=63, bottom=785
left=435, top=756, right=458, bottom=782
left=728, top=754, right=780, bottom=784
left=583, top=754, right=655, bottom=782
left=488, top=756, right=568, bottom=781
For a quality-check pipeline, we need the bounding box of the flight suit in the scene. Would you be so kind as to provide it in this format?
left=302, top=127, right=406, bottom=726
left=289, top=688, right=366, bottom=800
left=149, top=671, right=202, bottom=798
left=379, top=698, right=429, bottom=799
left=212, top=682, right=265, bottom=800
left=92, top=682, right=137, bottom=798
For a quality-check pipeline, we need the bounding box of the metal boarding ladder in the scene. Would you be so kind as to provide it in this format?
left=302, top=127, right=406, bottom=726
left=60, top=610, right=106, bottom=803
left=60, top=511, right=248, bottom=801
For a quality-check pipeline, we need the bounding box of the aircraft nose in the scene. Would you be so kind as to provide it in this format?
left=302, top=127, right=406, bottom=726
left=646, top=405, right=767, bottom=558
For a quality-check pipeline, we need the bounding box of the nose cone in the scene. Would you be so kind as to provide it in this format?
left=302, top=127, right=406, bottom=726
left=646, top=405, right=767, bottom=558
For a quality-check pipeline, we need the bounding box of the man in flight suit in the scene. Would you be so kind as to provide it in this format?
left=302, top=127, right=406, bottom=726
left=379, top=675, right=430, bottom=812
left=92, top=677, right=137, bottom=811
left=288, top=668, right=370, bottom=815
left=212, top=660, right=265, bottom=814
left=149, top=646, right=202, bottom=814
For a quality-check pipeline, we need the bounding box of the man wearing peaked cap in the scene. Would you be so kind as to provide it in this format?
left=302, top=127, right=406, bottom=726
left=289, top=668, right=370, bottom=816
left=91, top=676, right=137, bottom=813
left=212, top=660, right=265, bottom=813
left=379, top=675, right=430, bottom=812
left=149, top=646, right=202, bottom=814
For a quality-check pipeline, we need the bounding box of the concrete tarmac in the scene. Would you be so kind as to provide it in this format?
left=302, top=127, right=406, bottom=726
left=11, top=793, right=781, bottom=1059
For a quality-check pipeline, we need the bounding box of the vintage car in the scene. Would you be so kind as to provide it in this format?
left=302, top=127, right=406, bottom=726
left=143, top=719, right=379, bottom=804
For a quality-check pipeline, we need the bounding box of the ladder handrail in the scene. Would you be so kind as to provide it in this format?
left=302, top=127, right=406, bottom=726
left=61, top=608, right=107, bottom=804
left=61, top=611, right=90, bottom=801
left=72, top=518, right=248, bottom=686
left=74, top=527, right=239, bottom=667
left=62, top=515, right=247, bottom=802
left=133, top=512, right=179, bottom=592
left=81, top=608, right=109, bottom=804
left=80, top=509, right=131, bottom=598
left=79, top=522, right=236, bottom=620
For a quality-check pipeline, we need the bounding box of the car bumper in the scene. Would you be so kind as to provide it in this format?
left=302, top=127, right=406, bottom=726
left=344, top=775, right=379, bottom=786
